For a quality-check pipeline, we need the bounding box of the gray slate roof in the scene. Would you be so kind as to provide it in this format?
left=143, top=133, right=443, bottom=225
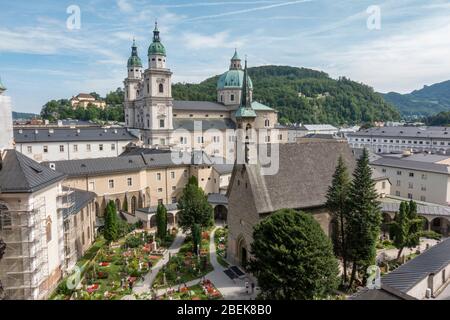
left=238, top=140, right=356, bottom=214
left=136, top=203, right=179, bottom=214
left=350, top=285, right=416, bottom=300
left=0, top=150, right=66, bottom=193
left=371, top=157, right=450, bottom=174
left=173, top=101, right=230, bottom=112
left=173, top=118, right=236, bottom=131
left=382, top=238, right=450, bottom=293
left=348, top=126, right=450, bottom=139
left=14, top=127, right=139, bottom=143
left=380, top=196, right=450, bottom=217
left=43, top=150, right=232, bottom=178
left=61, top=187, right=96, bottom=218
left=208, top=193, right=228, bottom=205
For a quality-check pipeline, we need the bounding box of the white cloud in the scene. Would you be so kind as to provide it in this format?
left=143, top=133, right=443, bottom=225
left=182, top=31, right=245, bottom=50
left=117, top=0, right=133, bottom=13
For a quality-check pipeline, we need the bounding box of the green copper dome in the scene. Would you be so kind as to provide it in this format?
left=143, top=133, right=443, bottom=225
left=128, top=40, right=143, bottom=68
left=217, top=69, right=253, bottom=90
left=148, top=22, right=166, bottom=56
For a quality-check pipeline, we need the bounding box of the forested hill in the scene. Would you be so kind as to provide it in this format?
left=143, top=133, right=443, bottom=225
left=173, top=65, right=400, bottom=125
left=382, top=80, right=450, bottom=117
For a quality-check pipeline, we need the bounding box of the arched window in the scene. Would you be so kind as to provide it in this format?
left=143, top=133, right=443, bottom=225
left=46, top=217, right=52, bottom=243
left=159, top=83, right=164, bottom=93
left=265, top=119, right=270, bottom=127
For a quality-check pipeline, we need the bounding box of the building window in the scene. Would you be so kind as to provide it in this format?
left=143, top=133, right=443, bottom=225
left=171, top=172, right=175, bottom=179
left=73, top=145, right=78, bottom=152
left=60, top=145, right=65, bottom=152
left=409, top=172, right=414, bottom=177
left=278, top=134, right=283, bottom=140
left=157, top=173, right=161, bottom=181
left=396, top=180, right=401, bottom=187
left=422, top=174, right=427, bottom=180
left=87, top=144, right=91, bottom=152
left=158, top=188, right=163, bottom=193
left=421, top=185, right=426, bottom=191
left=408, top=182, right=413, bottom=189
left=127, top=178, right=132, bottom=186
left=27, top=146, right=32, bottom=153
left=109, top=179, right=114, bottom=188
left=231, top=94, right=235, bottom=101
left=111, top=144, right=116, bottom=151
left=420, top=196, right=426, bottom=202
left=0, top=206, right=11, bottom=230
left=265, top=119, right=270, bottom=127
left=159, top=119, right=165, bottom=128
left=408, top=193, right=413, bottom=199
left=395, top=191, right=401, bottom=196
left=172, top=186, right=176, bottom=191
left=172, top=197, right=177, bottom=204
left=159, top=83, right=164, bottom=93
left=46, top=218, right=52, bottom=243
left=43, top=146, right=48, bottom=153
left=88, top=181, right=95, bottom=191
left=382, top=181, right=386, bottom=189
left=82, top=232, right=85, bottom=246
left=99, top=144, right=104, bottom=151
left=382, top=168, right=386, bottom=173
left=396, top=171, right=402, bottom=176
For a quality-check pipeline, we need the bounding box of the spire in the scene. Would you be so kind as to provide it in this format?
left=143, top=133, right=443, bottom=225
left=0, top=76, right=6, bottom=94
left=153, top=20, right=160, bottom=42
left=230, top=49, right=242, bottom=70
left=235, top=59, right=256, bottom=119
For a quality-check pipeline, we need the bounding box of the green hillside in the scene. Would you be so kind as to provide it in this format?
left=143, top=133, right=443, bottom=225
left=382, top=80, right=450, bottom=117
left=173, top=65, right=400, bottom=125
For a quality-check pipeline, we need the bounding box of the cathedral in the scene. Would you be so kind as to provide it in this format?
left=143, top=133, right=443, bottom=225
left=123, top=23, right=288, bottom=159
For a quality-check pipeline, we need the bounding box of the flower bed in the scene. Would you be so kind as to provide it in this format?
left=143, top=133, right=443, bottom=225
left=51, top=231, right=173, bottom=300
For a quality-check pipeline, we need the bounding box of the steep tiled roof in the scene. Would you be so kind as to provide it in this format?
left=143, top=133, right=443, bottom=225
left=235, top=140, right=356, bottom=214
left=0, top=150, right=66, bottom=193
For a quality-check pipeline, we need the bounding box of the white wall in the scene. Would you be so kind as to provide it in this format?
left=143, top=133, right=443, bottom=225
left=0, top=95, right=14, bottom=151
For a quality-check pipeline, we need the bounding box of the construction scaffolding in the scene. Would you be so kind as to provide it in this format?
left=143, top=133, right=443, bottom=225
left=0, top=197, right=49, bottom=300
left=58, top=187, right=76, bottom=274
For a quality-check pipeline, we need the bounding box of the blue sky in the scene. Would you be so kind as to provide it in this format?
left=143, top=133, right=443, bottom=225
left=1, top=0, right=450, bottom=113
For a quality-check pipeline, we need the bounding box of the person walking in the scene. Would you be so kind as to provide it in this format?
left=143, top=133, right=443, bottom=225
left=251, top=282, right=255, bottom=294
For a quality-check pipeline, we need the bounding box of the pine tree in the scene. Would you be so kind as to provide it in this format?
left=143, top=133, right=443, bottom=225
left=346, top=148, right=381, bottom=288
left=326, top=156, right=351, bottom=284
left=192, top=223, right=202, bottom=255
left=104, top=201, right=119, bottom=242
left=156, top=203, right=168, bottom=240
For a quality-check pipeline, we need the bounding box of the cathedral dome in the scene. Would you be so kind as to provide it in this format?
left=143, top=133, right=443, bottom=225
left=217, top=69, right=253, bottom=90
left=127, top=39, right=143, bottom=68
left=148, top=41, right=166, bottom=56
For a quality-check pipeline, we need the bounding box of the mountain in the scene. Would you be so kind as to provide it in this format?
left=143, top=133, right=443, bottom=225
left=382, top=80, right=450, bottom=117
left=173, top=65, right=400, bottom=126
left=12, top=111, right=38, bottom=120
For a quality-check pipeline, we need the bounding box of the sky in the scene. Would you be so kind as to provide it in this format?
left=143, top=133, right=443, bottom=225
left=1, top=0, right=450, bottom=113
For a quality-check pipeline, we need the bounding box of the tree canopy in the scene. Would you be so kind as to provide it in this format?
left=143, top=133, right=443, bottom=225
left=248, top=209, right=340, bottom=300
left=104, top=201, right=119, bottom=242
left=177, top=176, right=213, bottom=233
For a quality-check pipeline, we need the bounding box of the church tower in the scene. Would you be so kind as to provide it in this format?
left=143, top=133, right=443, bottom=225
left=217, top=49, right=253, bottom=106
left=0, top=76, right=14, bottom=152
left=142, top=21, right=173, bottom=146
left=235, top=60, right=257, bottom=164
left=124, top=39, right=143, bottom=127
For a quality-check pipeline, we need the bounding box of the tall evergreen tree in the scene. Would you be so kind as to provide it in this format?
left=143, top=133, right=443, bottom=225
left=104, top=201, right=119, bottom=242
left=177, top=176, right=213, bottom=233
left=326, top=156, right=351, bottom=284
left=346, top=148, right=381, bottom=288
left=156, top=203, right=168, bottom=240
left=248, top=209, right=340, bottom=300
left=192, top=223, right=202, bottom=255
